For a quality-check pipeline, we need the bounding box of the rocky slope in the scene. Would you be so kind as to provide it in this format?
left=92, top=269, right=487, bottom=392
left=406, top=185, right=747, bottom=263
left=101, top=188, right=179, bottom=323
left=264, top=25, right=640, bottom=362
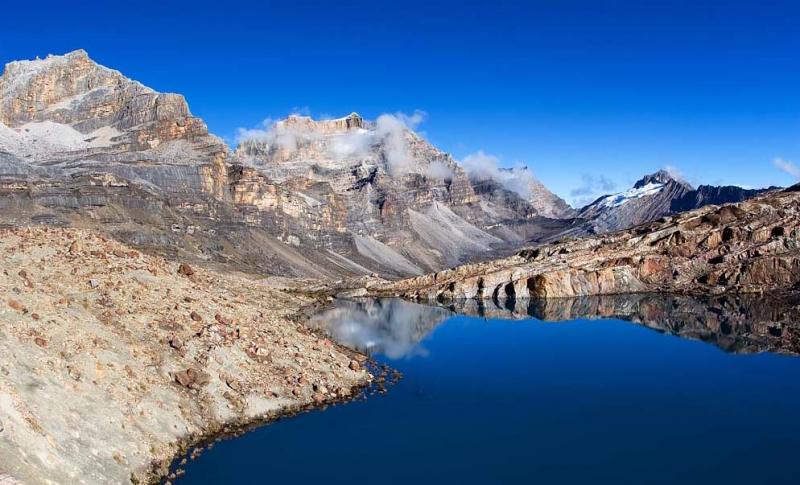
left=0, top=51, right=579, bottom=280
left=0, top=227, right=369, bottom=484
left=363, top=185, right=796, bottom=300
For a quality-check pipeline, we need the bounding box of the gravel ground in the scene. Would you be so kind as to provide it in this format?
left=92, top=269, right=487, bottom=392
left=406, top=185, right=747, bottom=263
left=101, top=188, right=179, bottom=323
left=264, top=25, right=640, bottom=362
left=0, top=227, right=370, bottom=484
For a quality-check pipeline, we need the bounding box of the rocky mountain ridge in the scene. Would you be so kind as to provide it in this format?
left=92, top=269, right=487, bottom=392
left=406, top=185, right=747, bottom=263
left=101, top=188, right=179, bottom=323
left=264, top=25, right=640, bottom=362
left=0, top=50, right=775, bottom=281
left=364, top=185, right=798, bottom=300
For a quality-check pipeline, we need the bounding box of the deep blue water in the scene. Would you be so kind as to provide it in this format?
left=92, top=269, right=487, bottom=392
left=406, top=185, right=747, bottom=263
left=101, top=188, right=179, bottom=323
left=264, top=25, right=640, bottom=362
left=179, top=297, right=800, bottom=484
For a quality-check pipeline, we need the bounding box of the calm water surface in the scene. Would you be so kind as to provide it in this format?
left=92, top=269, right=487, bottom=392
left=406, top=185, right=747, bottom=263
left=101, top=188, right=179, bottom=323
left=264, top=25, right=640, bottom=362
left=179, top=295, right=800, bottom=484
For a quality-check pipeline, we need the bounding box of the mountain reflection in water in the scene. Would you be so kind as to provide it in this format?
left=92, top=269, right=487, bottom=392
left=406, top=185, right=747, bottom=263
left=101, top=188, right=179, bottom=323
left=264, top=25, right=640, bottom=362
left=184, top=292, right=800, bottom=485
left=308, top=294, right=800, bottom=358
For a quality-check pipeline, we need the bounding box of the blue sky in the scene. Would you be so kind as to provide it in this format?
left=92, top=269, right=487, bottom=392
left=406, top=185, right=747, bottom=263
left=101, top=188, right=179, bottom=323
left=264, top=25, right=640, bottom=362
left=2, top=0, right=799, bottom=204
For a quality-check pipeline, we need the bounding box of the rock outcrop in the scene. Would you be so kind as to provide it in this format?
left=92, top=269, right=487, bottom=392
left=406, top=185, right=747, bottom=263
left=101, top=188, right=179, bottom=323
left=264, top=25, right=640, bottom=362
left=365, top=185, right=796, bottom=300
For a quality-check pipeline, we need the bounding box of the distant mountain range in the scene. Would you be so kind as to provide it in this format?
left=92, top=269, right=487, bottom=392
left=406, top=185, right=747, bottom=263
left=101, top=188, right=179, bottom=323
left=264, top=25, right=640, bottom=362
left=0, top=50, right=778, bottom=278
left=577, top=169, right=775, bottom=234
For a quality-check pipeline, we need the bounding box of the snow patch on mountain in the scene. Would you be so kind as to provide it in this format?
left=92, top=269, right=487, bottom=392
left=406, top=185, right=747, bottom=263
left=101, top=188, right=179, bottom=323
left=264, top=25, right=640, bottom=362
left=0, top=120, right=121, bottom=158
left=595, top=182, right=665, bottom=209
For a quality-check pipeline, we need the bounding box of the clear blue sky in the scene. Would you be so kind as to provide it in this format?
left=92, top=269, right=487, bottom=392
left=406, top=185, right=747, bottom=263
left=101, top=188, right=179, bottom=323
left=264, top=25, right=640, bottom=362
left=2, top=0, right=799, bottom=203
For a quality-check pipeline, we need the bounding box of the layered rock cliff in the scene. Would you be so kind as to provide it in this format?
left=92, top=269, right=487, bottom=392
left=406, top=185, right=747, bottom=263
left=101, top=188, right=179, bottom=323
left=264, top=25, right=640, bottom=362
left=365, top=185, right=795, bottom=300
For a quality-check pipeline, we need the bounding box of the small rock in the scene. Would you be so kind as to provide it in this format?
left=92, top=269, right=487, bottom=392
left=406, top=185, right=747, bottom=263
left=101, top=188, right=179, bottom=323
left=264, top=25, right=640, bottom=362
left=190, top=311, right=203, bottom=322
left=169, top=336, right=184, bottom=350
left=348, top=360, right=360, bottom=371
left=88, top=279, right=100, bottom=289
left=174, top=368, right=210, bottom=389
left=7, top=299, right=25, bottom=312
left=68, top=240, right=82, bottom=254
left=177, top=263, right=195, bottom=276
left=34, top=337, right=47, bottom=348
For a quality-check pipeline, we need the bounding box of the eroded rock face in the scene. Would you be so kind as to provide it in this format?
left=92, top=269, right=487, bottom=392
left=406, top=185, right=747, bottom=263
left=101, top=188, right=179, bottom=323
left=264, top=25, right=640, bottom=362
left=367, top=186, right=797, bottom=300
left=0, top=50, right=211, bottom=151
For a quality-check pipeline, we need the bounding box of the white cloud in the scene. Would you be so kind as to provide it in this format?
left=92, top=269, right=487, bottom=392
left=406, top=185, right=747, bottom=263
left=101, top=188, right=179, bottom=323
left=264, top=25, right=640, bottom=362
left=569, top=173, right=617, bottom=208
left=373, top=110, right=427, bottom=176
left=234, top=113, right=323, bottom=151
left=774, top=157, right=800, bottom=179
left=662, top=164, right=688, bottom=183
left=425, top=160, right=455, bottom=180
left=460, top=150, right=537, bottom=199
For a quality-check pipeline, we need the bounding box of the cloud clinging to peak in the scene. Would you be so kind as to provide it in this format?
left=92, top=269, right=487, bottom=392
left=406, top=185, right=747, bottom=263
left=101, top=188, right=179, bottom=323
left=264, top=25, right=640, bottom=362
left=234, top=110, right=428, bottom=176
left=460, top=150, right=538, bottom=199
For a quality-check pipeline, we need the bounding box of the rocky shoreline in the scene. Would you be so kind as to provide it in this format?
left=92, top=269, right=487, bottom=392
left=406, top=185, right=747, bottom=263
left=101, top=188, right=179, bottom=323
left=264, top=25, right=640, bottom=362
left=0, top=227, right=371, bottom=484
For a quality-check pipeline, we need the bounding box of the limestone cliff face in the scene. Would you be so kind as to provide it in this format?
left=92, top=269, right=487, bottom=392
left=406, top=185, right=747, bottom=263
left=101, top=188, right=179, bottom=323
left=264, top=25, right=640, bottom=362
left=366, top=185, right=797, bottom=300
left=230, top=112, right=575, bottom=273
left=0, top=50, right=229, bottom=205
left=0, top=49, right=211, bottom=152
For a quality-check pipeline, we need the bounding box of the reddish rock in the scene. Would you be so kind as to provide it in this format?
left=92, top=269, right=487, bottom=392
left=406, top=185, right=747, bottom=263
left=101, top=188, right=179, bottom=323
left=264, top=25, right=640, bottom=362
left=173, top=368, right=210, bottom=389
left=7, top=299, right=25, bottom=312
left=177, top=264, right=195, bottom=277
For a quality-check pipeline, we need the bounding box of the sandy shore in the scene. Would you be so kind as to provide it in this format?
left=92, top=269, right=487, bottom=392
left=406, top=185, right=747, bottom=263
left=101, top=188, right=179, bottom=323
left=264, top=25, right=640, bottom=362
left=0, top=227, right=370, bottom=484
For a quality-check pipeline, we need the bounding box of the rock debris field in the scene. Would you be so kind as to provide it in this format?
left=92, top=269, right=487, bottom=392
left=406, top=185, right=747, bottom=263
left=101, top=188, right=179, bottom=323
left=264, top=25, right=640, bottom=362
left=0, top=227, right=369, bottom=484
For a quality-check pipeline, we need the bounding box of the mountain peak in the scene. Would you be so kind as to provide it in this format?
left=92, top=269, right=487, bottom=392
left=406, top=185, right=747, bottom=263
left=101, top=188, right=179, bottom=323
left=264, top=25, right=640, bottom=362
left=634, top=169, right=693, bottom=190
left=277, top=112, right=366, bottom=134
